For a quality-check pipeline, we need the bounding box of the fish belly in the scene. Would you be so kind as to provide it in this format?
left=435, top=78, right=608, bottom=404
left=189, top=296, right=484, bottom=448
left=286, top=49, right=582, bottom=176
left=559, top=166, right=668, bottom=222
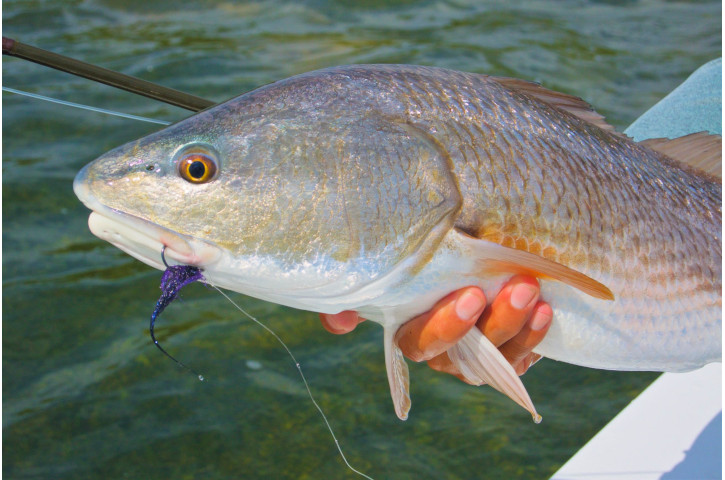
left=532, top=280, right=722, bottom=372
left=356, top=229, right=721, bottom=374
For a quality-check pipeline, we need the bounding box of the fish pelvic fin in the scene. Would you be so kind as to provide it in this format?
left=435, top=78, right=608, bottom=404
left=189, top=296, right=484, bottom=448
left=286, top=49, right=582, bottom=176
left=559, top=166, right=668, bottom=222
left=448, top=327, right=542, bottom=423
left=383, top=323, right=411, bottom=421
left=455, top=229, right=614, bottom=301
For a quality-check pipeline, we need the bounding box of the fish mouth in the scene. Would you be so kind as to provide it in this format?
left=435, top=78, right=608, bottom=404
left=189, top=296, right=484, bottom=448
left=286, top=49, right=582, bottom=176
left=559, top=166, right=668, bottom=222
left=86, top=211, right=222, bottom=271
left=74, top=165, right=222, bottom=271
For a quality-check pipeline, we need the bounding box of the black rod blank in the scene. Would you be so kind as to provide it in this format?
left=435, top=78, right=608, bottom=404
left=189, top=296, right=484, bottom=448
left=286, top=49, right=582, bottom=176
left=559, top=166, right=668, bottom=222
left=2, top=36, right=215, bottom=112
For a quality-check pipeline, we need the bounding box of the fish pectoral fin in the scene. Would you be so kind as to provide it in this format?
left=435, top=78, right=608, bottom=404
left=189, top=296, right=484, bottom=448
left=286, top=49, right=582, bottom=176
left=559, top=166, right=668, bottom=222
left=448, top=327, right=542, bottom=423
left=455, top=229, right=614, bottom=301
left=384, top=325, right=411, bottom=421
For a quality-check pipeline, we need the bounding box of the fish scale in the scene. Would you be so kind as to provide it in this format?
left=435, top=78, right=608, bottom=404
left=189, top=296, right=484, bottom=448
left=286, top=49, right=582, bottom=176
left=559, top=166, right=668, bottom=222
left=340, top=66, right=719, bottom=362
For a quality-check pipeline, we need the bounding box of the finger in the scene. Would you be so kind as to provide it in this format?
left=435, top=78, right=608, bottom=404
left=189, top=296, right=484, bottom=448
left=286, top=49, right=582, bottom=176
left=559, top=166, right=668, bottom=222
left=478, top=275, right=541, bottom=347
left=498, top=301, right=553, bottom=374
left=396, top=287, right=486, bottom=362
left=426, top=352, right=459, bottom=376
left=428, top=302, right=551, bottom=381
left=426, top=352, right=478, bottom=385
left=319, top=310, right=362, bottom=335
left=516, top=352, right=543, bottom=376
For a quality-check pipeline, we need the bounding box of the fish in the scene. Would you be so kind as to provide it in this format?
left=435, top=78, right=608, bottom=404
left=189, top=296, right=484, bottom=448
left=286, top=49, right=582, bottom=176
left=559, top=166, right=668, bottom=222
left=73, top=64, right=722, bottom=422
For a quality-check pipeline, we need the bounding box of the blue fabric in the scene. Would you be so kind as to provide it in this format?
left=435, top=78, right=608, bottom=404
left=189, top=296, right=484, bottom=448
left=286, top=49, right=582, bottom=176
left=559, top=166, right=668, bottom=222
left=625, top=58, right=722, bottom=140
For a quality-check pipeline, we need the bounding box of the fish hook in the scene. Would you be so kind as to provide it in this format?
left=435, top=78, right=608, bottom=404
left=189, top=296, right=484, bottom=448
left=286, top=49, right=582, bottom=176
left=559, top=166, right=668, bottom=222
left=161, top=245, right=170, bottom=268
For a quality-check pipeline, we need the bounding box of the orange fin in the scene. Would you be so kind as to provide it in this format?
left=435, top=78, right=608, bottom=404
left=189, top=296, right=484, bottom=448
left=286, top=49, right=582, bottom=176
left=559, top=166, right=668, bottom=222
left=456, top=229, right=614, bottom=301
left=639, top=132, right=722, bottom=179
left=491, top=76, right=619, bottom=134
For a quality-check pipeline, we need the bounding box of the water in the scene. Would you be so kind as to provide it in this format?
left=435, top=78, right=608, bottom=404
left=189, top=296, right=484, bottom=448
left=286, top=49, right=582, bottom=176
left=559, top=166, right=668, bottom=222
left=2, top=1, right=720, bottom=479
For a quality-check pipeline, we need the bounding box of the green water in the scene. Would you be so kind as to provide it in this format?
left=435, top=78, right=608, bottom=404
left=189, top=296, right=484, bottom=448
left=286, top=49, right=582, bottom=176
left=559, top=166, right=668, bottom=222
left=2, top=1, right=720, bottom=479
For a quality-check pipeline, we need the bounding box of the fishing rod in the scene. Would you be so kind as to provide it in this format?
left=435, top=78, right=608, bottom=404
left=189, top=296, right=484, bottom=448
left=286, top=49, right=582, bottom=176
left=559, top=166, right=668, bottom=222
left=2, top=36, right=215, bottom=112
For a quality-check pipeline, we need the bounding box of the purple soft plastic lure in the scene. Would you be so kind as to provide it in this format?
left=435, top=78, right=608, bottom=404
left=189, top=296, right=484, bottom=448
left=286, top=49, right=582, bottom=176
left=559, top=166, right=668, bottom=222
left=150, top=249, right=206, bottom=380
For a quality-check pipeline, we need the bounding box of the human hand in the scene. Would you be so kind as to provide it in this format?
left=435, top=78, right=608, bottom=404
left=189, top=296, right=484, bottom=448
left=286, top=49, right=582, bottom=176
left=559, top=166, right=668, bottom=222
left=319, top=275, right=552, bottom=382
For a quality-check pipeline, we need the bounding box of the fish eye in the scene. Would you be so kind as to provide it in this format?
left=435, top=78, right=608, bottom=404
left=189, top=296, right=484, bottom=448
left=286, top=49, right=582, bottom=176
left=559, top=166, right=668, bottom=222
left=178, top=152, right=218, bottom=184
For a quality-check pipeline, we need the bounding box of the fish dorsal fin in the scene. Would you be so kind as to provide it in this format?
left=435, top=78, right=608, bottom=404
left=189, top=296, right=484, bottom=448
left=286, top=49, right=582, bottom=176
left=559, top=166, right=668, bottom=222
left=491, top=77, right=619, bottom=134
left=456, top=229, right=614, bottom=301
left=639, top=132, right=722, bottom=179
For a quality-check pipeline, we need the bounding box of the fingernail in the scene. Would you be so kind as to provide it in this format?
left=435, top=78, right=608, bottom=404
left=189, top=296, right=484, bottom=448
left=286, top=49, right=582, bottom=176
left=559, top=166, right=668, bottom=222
left=510, top=284, right=537, bottom=310
left=455, top=290, right=484, bottom=321
left=530, top=309, right=552, bottom=331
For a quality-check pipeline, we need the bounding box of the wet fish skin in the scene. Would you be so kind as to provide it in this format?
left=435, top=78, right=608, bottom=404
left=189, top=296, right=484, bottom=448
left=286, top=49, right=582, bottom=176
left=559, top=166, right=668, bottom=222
left=74, top=65, right=721, bottom=420
left=380, top=66, right=721, bottom=371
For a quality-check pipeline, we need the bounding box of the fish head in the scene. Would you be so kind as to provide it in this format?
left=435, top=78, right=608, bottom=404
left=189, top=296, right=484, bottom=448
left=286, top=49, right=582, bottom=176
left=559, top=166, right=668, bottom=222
left=73, top=117, right=231, bottom=274
left=74, top=68, right=461, bottom=311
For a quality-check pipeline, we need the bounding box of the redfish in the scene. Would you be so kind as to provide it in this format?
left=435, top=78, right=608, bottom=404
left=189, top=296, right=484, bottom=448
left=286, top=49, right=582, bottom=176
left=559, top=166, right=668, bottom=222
left=74, top=65, right=722, bottom=421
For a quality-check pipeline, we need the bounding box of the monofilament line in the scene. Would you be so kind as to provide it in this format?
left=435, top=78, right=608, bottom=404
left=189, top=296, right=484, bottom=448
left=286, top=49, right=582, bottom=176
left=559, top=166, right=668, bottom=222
left=211, top=284, right=374, bottom=480
left=2, top=86, right=172, bottom=125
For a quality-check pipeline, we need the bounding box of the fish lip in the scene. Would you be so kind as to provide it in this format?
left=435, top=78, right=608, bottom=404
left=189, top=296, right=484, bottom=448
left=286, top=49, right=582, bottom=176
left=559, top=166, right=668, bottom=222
left=86, top=210, right=222, bottom=271
left=74, top=164, right=222, bottom=270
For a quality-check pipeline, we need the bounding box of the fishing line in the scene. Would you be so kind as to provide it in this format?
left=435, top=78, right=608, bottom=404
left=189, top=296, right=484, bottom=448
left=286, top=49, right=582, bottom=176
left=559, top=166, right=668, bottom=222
left=2, top=86, right=172, bottom=125
left=210, top=284, right=374, bottom=480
